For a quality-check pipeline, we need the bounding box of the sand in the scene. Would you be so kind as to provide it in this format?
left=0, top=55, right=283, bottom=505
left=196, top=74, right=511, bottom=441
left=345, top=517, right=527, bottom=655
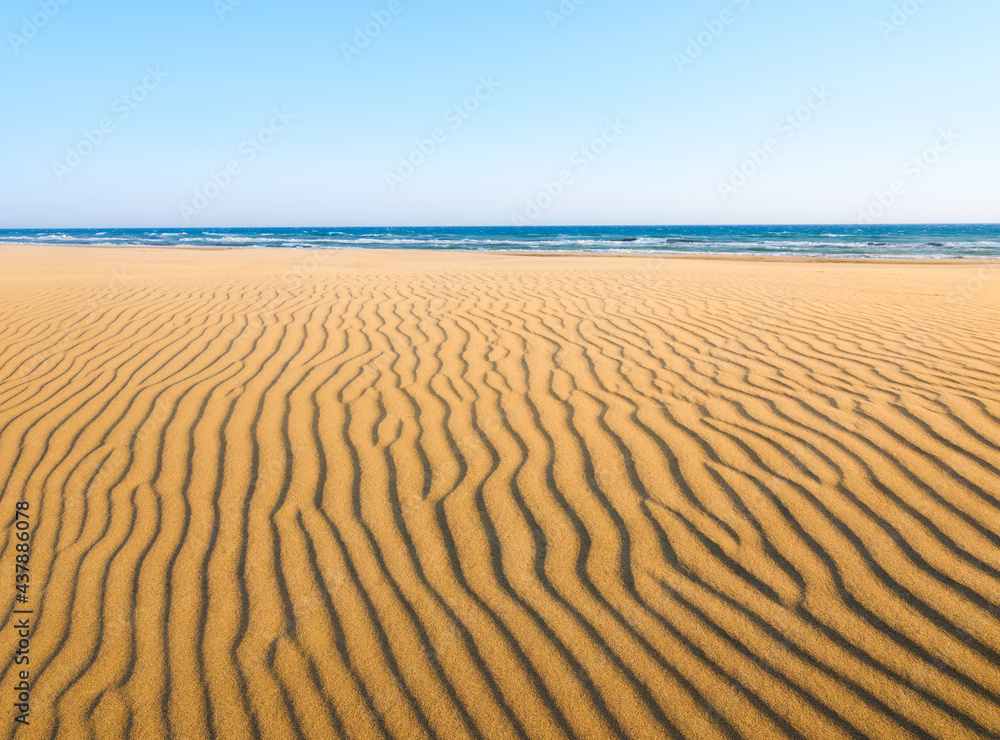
left=1, top=245, right=999, bottom=739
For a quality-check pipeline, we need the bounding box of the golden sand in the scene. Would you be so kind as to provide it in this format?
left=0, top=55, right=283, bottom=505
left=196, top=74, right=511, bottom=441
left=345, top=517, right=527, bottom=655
left=1, top=245, right=999, bottom=739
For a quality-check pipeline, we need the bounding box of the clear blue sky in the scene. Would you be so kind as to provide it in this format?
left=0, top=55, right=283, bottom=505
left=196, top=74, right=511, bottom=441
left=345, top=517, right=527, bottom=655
left=1, top=0, right=997, bottom=227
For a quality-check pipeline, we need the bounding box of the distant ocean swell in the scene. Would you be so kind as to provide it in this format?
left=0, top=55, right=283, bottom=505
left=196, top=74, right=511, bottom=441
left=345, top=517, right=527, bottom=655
left=1, top=226, right=999, bottom=259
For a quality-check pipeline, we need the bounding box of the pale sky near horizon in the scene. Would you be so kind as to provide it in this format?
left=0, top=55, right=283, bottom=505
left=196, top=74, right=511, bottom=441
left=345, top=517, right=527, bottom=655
left=1, top=0, right=997, bottom=228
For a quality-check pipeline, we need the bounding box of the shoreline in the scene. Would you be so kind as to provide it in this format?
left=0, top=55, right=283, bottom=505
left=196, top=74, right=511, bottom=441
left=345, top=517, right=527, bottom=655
left=2, top=242, right=999, bottom=265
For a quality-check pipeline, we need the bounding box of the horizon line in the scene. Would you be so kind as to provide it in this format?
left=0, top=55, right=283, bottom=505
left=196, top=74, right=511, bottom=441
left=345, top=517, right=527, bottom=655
left=2, top=223, right=1000, bottom=231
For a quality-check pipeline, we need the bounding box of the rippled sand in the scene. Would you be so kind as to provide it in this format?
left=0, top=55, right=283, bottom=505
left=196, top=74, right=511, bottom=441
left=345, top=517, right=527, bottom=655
left=1, top=246, right=999, bottom=739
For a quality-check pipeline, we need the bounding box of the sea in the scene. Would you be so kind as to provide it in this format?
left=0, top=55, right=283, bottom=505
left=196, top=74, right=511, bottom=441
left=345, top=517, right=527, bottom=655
left=1, top=225, right=999, bottom=259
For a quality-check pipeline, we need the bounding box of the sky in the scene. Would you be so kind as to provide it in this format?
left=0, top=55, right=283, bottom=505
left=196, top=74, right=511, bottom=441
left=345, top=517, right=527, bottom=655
left=1, top=0, right=997, bottom=227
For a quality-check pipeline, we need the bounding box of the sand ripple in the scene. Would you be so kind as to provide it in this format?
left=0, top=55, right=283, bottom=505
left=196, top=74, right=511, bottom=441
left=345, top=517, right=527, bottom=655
left=1, top=250, right=999, bottom=739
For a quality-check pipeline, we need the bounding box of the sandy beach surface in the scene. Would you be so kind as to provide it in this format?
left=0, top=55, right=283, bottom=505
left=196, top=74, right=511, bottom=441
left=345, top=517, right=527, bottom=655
left=1, top=245, right=999, bottom=739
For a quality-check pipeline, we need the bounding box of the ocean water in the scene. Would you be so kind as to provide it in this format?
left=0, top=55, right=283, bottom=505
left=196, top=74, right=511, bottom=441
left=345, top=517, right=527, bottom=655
left=1, top=225, right=999, bottom=259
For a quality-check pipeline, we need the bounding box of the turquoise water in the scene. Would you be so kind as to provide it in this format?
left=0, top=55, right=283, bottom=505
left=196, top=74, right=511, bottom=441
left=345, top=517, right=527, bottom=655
left=1, top=225, right=999, bottom=258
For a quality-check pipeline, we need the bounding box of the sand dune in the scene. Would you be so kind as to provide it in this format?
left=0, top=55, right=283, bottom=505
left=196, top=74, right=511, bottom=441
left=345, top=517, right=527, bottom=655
left=1, top=246, right=999, bottom=739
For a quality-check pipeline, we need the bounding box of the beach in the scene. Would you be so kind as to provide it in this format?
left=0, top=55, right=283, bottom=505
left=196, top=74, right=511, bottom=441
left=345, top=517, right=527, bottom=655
left=2, top=245, right=999, bottom=739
